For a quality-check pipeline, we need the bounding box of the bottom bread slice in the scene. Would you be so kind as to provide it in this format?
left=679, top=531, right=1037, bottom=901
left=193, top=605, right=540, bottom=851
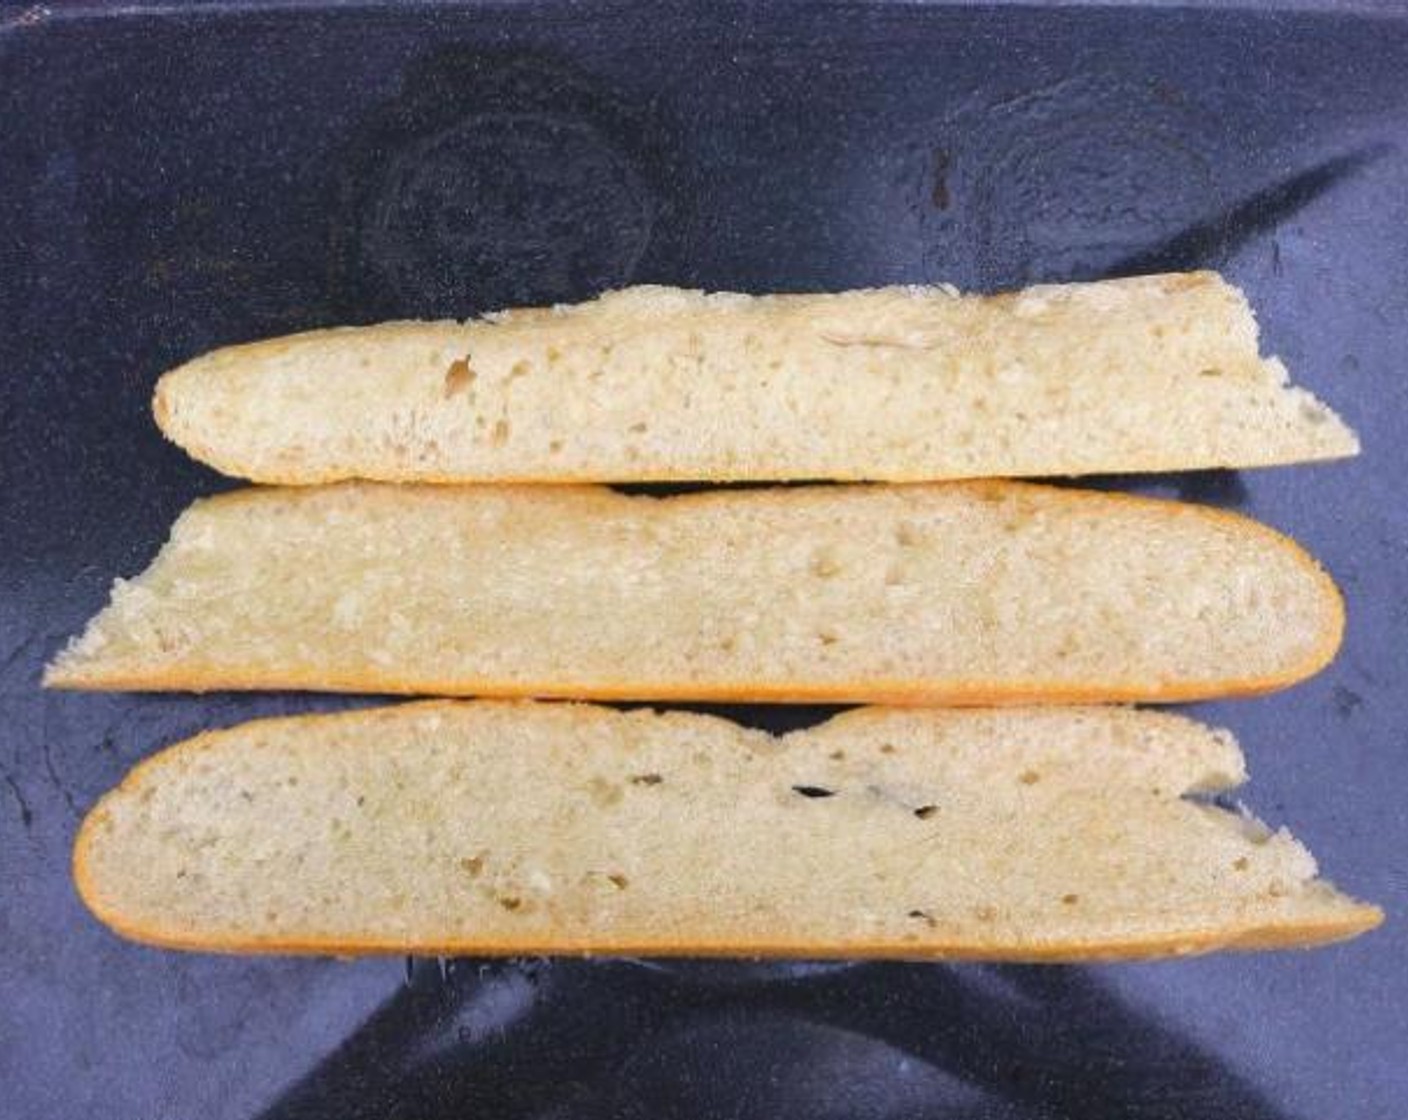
left=73, top=701, right=1381, bottom=960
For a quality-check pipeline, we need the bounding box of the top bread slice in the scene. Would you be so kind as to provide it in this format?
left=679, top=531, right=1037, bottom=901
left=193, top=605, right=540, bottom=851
left=45, top=480, right=1342, bottom=704
left=72, top=700, right=1381, bottom=959
left=152, top=272, right=1356, bottom=484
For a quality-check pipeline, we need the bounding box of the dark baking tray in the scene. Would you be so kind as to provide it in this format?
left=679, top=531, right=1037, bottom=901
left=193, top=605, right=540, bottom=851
left=2, top=2, right=1405, bottom=1117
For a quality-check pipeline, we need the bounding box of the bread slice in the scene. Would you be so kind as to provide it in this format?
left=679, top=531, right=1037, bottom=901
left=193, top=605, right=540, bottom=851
left=45, top=481, right=1343, bottom=704
left=73, top=700, right=1381, bottom=959
left=152, top=272, right=1356, bottom=485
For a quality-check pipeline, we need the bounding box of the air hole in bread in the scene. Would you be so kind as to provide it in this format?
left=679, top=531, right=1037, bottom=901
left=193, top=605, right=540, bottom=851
left=588, top=777, right=622, bottom=806
left=809, top=549, right=841, bottom=578
left=630, top=773, right=663, bottom=786
left=1181, top=789, right=1240, bottom=811
left=443, top=358, right=476, bottom=397
left=895, top=522, right=921, bottom=547
left=913, top=804, right=938, bottom=820
left=792, top=785, right=836, bottom=799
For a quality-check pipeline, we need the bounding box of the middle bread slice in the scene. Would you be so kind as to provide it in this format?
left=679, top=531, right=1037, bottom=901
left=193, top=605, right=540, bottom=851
left=46, top=481, right=1342, bottom=704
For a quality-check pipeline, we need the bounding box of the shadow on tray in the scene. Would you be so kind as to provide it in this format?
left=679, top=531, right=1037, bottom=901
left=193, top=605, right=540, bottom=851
left=258, top=958, right=1292, bottom=1120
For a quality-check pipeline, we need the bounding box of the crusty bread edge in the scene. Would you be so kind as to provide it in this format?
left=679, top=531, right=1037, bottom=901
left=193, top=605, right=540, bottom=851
left=43, top=670, right=1334, bottom=706
left=71, top=700, right=1383, bottom=960
left=44, top=481, right=1347, bottom=700
left=152, top=405, right=1360, bottom=488
left=149, top=441, right=1361, bottom=489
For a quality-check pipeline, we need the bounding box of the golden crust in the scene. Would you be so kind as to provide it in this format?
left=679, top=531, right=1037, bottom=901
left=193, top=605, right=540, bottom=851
left=72, top=700, right=1382, bottom=960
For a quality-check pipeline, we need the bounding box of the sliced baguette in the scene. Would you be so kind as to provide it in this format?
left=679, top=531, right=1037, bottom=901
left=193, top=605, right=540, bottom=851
left=73, top=701, right=1381, bottom=959
left=152, top=273, right=1356, bottom=485
left=45, top=481, right=1343, bottom=703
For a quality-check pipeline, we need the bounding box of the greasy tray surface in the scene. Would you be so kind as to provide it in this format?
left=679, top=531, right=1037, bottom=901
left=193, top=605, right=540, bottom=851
left=1, top=3, right=1405, bottom=1118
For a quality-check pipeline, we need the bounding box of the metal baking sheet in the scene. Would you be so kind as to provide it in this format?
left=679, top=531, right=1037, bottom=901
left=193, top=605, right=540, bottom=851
left=1, top=2, right=1404, bottom=1117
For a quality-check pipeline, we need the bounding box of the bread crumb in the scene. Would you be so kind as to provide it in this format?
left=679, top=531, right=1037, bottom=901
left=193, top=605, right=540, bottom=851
left=588, top=777, right=623, bottom=807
